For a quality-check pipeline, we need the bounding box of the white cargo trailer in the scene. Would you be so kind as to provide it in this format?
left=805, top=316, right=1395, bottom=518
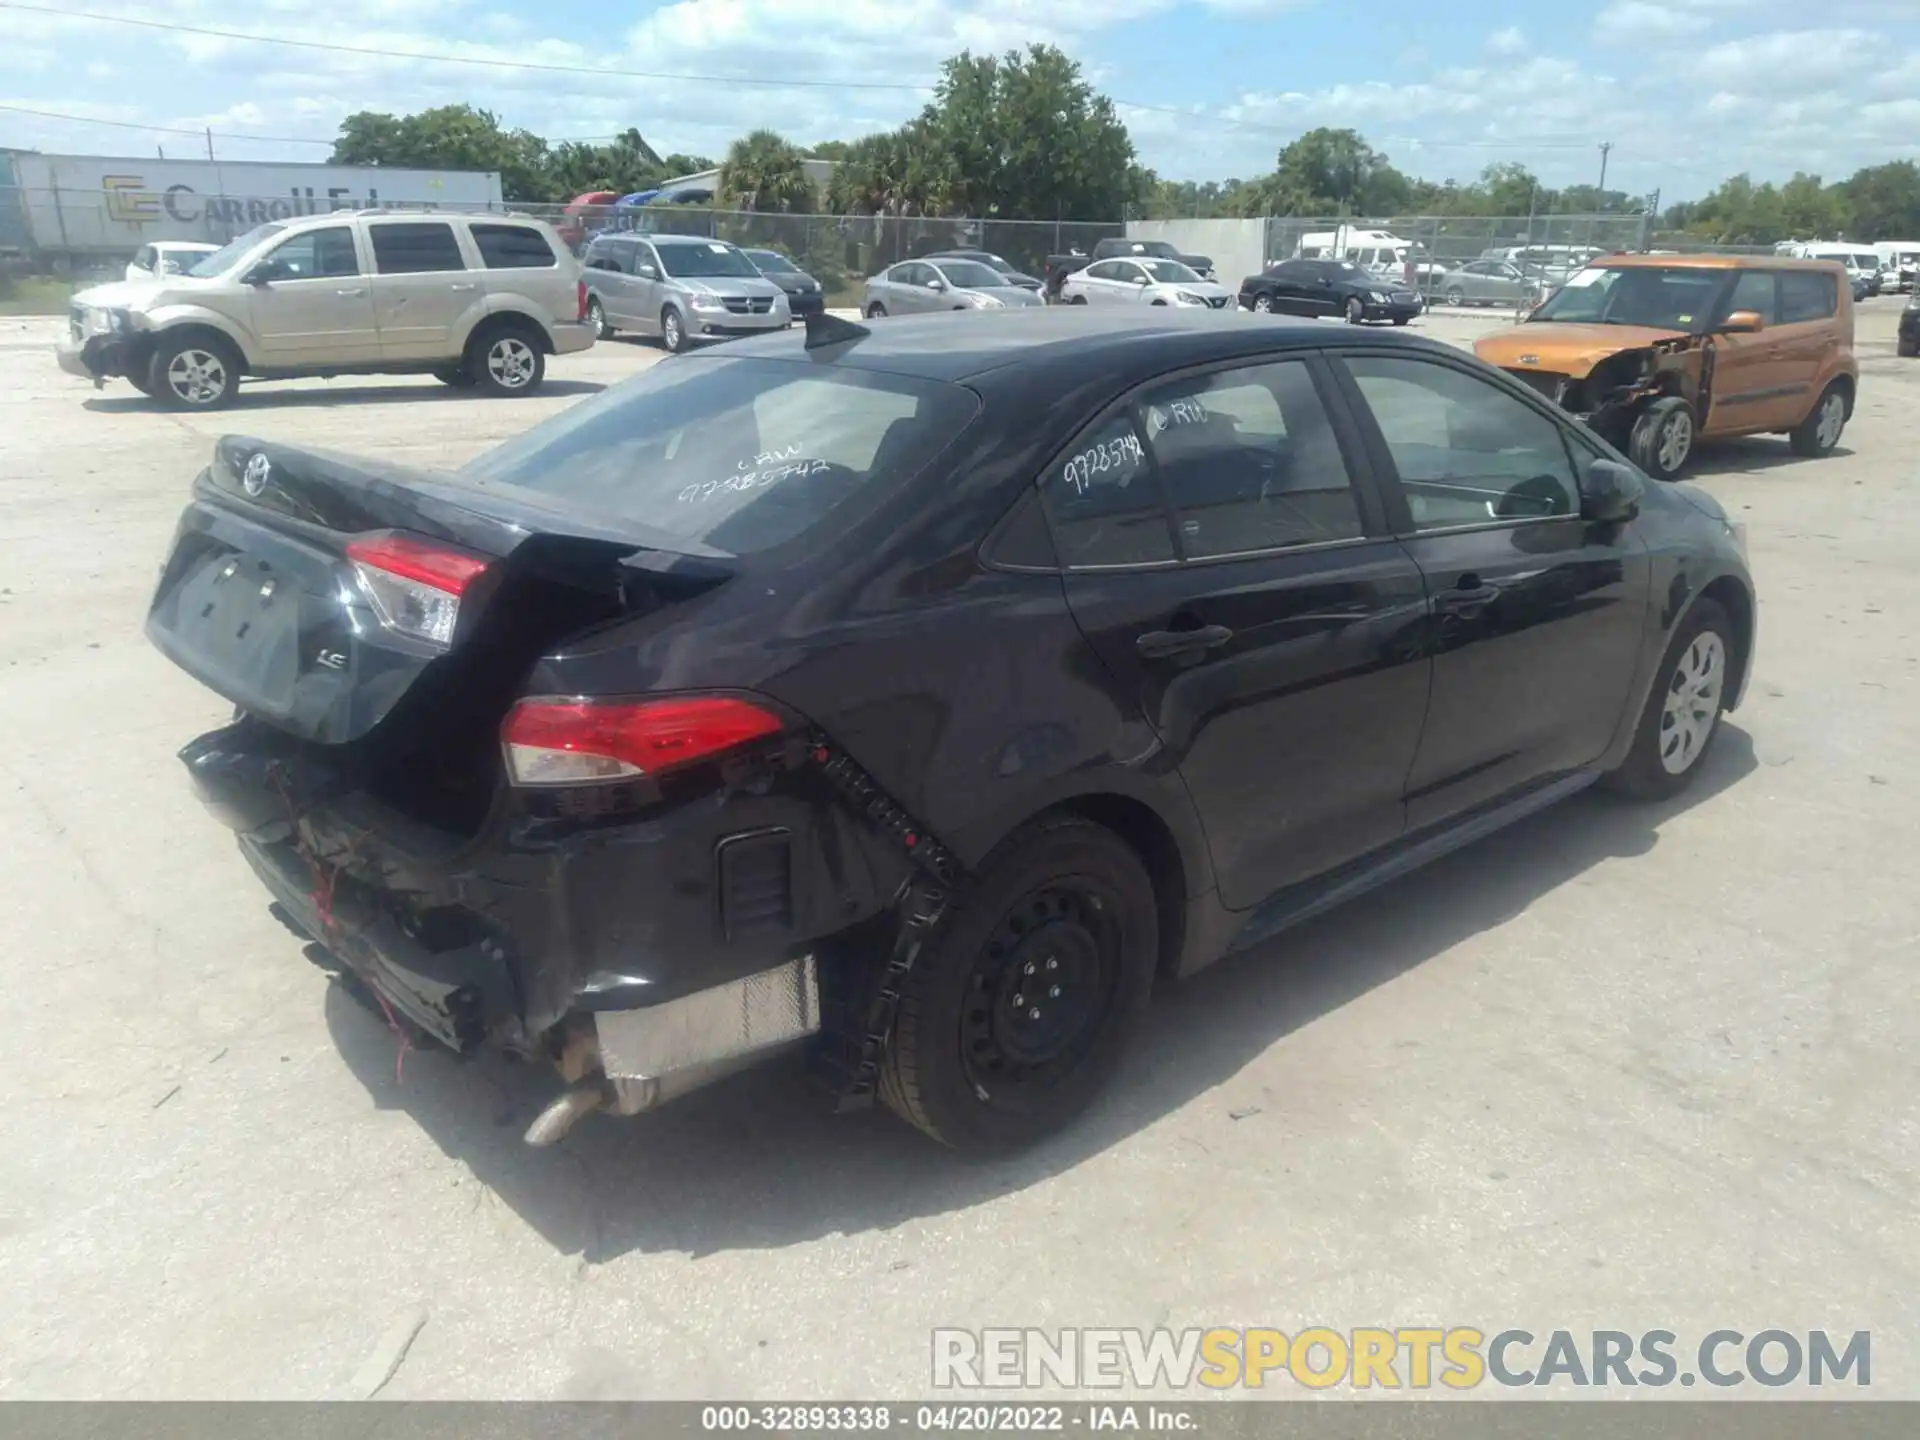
left=1, top=152, right=504, bottom=265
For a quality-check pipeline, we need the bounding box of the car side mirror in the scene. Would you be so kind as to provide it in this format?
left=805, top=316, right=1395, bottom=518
left=1580, top=457, right=1644, bottom=522
left=1721, top=309, right=1766, bottom=333
left=242, top=262, right=276, bottom=286
left=928, top=277, right=948, bottom=291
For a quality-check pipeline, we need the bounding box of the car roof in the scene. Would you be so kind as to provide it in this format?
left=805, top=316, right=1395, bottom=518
left=708, top=306, right=1446, bottom=384
left=654, top=233, right=733, bottom=247
left=1594, top=252, right=1843, bottom=272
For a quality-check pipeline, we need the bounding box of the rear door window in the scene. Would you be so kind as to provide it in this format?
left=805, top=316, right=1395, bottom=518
left=369, top=222, right=467, bottom=275
left=471, top=224, right=558, bottom=268
left=1722, top=270, right=1779, bottom=323
left=1143, top=361, right=1364, bottom=557
left=1039, top=415, right=1173, bottom=568
left=463, top=357, right=979, bottom=555
left=1780, top=270, right=1838, bottom=322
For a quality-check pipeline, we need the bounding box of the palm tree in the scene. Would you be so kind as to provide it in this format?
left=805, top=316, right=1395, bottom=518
left=718, top=130, right=815, bottom=213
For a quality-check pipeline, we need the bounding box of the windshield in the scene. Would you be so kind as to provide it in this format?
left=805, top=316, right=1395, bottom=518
left=1140, top=259, right=1201, bottom=284
left=464, top=357, right=979, bottom=554
left=1856, top=255, right=1880, bottom=270
left=747, top=250, right=800, bottom=274
left=1527, top=265, right=1727, bottom=330
left=656, top=241, right=761, bottom=279
left=187, top=223, right=284, bottom=277
left=932, top=260, right=1007, bottom=288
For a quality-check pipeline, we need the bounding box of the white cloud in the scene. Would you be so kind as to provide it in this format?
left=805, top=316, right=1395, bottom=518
left=1485, top=26, right=1528, bottom=56
left=1593, top=2, right=1711, bottom=44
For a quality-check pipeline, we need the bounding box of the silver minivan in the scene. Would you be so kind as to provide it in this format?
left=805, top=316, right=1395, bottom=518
left=584, top=234, right=791, bottom=352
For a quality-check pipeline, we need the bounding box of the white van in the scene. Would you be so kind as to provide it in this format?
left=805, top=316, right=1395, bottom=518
left=1793, top=243, right=1883, bottom=292
left=1873, top=241, right=1920, bottom=292
left=1294, top=228, right=1427, bottom=281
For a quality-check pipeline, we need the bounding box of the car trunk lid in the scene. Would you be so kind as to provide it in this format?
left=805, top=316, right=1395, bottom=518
left=148, top=436, right=735, bottom=752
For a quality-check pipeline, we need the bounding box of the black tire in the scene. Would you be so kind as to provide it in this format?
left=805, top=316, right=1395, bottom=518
left=660, top=305, right=690, bottom=353
left=878, top=816, right=1157, bottom=1153
left=432, top=363, right=476, bottom=388
left=1628, top=396, right=1694, bottom=480
left=1392, top=316, right=1411, bottom=326
left=1605, top=598, right=1735, bottom=800
left=587, top=296, right=613, bottom=339
left=1344, top=296, right=1365, bottom=324
left=1788, top=382, right=1848, bottom=457
left=866, top=303, right=887, bottom=319
left=1443, top=287, right=1466, bottom=307
left=147, top=332, right=241, bottom=410
left=127, top=368, right=157, bottom=398
left=466, top=323, right=546, bottom=396
left=1899, top=333, right=1918, bottom=358
left=1069, top=295, right=1088, bottom=305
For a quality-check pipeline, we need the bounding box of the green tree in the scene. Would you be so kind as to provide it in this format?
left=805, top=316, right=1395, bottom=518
left=908, top=44, right=1144, bottom=220
left=330, top=104, right=553, bottom=202
left=717, top=129, right=815, bottom=212
left=1840, top=160, right=1920, bottom=239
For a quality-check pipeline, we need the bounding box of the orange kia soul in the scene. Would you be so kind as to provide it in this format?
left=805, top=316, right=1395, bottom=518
left=1473, top=254, right=1858, bottom=479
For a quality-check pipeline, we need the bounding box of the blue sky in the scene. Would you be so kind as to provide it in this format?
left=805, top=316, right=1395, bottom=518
left=3, top=0, right=1916, bottom=201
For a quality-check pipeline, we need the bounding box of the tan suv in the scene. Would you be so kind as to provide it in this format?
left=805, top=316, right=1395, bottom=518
left=58, top=209, right=595, bottom=409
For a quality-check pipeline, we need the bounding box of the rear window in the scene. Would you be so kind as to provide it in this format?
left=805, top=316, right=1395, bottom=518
left=463, top=357, right=980, bottom=554
left=369, top=222, right=467, bottom=274
left=471, top=224, right=558, bottom=268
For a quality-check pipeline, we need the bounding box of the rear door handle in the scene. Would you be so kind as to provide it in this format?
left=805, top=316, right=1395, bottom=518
left=450, top=282, right=478, bottom=292
left=1136, top=624, right=1233, bottom=658
left=334, top=287, right=365, bottom=297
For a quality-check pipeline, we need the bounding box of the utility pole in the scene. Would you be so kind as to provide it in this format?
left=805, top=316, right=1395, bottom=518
left=1597, top=141, right=1612, bottom=198
left=206, top=127, right=215, bottom=162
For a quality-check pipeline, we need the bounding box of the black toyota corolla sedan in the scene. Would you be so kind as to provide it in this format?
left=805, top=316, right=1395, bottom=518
left=148, top=308, right=1754, bottom=1154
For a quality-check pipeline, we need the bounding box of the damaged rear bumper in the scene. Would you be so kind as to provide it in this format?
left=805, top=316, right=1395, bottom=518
left=179, top=717, right=919, bottom=1134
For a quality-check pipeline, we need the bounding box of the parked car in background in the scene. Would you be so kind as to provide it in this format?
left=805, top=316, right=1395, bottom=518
left=584, top=233, right=790, bottom=352
left=1898, top=290, right=1919, bottom=357
left=1474, top=255, right=1857, bottom=479
left=1872, top=241, right=1918, bottom=292
left=144, top=307, right=1754, bottom=1154
left=125, top=241, right=220, bottom=283
left=923, top=249, right=1043, bottom=292
left=59, top=210, right=592, bottom=408
left=1043, top=238, right=1217, bottom=299
left=1438, top=260, right=1540, bottom=308
left=1060, top=257, right=1235, bottom=309
left=863, top=258, right=1043, bottom=316
left=1239, top=258, right=1422, bottom=325
left=1791, top=244, right=1883, bottom=297
left=743, top=248, right=826, bottom=318
left=1294, top=228, right=1427, bottom=283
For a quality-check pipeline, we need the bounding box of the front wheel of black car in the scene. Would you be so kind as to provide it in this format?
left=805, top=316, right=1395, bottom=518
left=879, top=816, right=1157, bottom=1153
left=1898, top=334, right=1918, bottom=358
left=1628, top=396, right=1694, bottom=480
left=1606, top=598, right=1734, bottom=800
left=1344, top=296, right=1365, bottom=324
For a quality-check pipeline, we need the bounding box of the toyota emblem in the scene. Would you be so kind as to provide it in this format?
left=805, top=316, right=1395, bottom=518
left=242, top=452, right=271, bottom=497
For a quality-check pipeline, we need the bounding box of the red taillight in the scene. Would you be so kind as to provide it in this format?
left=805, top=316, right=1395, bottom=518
left=577, top=279, right=588, bottom=322
left=500, top=695, right=784, bottom=787
left=345, top=532, right=492, bottom=647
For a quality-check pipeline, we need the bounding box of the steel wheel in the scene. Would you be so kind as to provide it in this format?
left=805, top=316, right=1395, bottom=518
left=166, top=348, right=229, bottom=406
left=486, top=336, right=537, bottom=390
left=1659, top=630, right=1725, bottom=775
left=959, top=885, right=1122, bottom=1098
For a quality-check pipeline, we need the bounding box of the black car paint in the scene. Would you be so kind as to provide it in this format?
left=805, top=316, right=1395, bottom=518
left=1899, top=300, right=1920, bottom=356
left=743, top=250, right=828, bottom=316
left=1242, top=261, right=1423, bottom=323
left=153, top=309, right=1753, bottom=1082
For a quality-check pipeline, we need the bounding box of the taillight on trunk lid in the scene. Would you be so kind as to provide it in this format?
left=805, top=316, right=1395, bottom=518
left=500, top=695, right=784, bottom=787
left=345, top=531, right=492, bottom=648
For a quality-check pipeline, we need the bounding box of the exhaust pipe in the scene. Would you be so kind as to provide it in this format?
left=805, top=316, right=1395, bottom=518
left=523, top=1086, right=604, bottom=1147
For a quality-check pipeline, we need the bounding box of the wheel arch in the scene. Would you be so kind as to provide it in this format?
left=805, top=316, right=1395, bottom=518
left=472, top=304, right=553, bottom=354
left=1699, top=574, right=1755, bottom=712
left=1049, top=793, right=1191, bottom=982
left=143, top=314, right=254, bottom=370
